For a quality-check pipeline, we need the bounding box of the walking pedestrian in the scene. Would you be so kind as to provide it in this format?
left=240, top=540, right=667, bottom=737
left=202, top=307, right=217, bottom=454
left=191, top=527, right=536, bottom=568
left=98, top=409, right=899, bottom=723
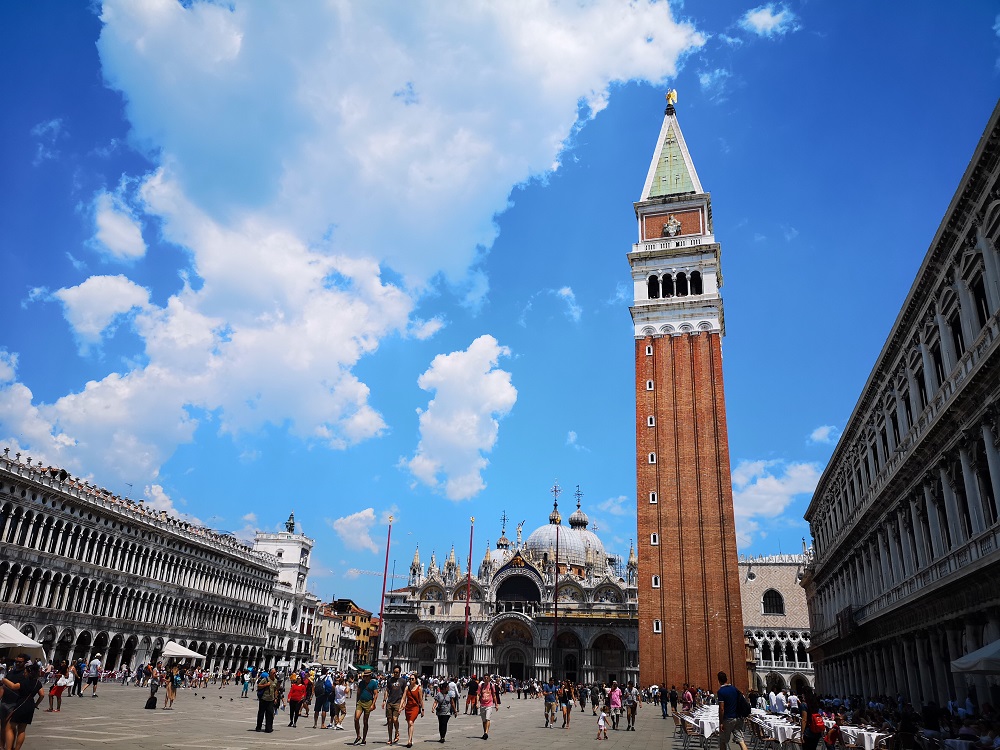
left=608, top=681, right=622, bottom=730
left=402, top=672, right=424, bottom=748
left=596, top=704, right=609, bottom=740
left=624, top=681, right=640, bottom=730
left=383, top=666, right=404, bottom=745
left=254, top=671, right=277, bottom=733
left=313, top=669, right=333, bottom=729
left=353, top=669, right=379, bottom=745
left=286, top=674, right=306, bottom=727
left=717, top=671, right=749, bottom=750
left=1, top=661, right=44, bottom=750
left=433, top=681, right=451, bottom=742
left=83, top=653, right=102, bottom=697
left=45, top=661, right=69, bottom=713
left=478, top=674, right=500, bottom=740
left=542, top=680, right=557, bottom=727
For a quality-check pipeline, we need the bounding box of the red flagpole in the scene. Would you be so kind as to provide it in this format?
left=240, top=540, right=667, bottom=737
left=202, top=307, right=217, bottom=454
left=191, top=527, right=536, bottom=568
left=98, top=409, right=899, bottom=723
left=379, top=514, right=393, bottom=667
left=464, top=516, right=475, bottom=671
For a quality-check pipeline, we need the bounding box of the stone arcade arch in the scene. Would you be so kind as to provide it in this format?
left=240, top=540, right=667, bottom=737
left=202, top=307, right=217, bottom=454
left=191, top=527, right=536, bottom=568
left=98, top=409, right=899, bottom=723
left=408, top=629, right=437, bottom=676
left=590, top=633, right=626, bottom=685
left=491, top=617, right=536, bottom=681
left=553, top=630, right=583, bottom=683
left=445, top=628, right=475, bottom=676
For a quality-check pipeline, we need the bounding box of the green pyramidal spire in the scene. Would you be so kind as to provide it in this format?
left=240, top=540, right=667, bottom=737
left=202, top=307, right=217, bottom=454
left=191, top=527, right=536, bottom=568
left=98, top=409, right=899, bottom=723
left=640, top=102, right=704, bottom=201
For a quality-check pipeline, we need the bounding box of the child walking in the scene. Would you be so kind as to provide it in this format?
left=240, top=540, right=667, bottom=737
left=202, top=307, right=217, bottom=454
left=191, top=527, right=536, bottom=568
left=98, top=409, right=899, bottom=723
left=596, top=705, right=609, bottom=740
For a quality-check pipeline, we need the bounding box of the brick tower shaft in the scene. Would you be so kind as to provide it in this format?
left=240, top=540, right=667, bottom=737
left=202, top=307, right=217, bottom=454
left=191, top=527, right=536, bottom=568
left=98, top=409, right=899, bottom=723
left=629, top=96, right=746, bottom=692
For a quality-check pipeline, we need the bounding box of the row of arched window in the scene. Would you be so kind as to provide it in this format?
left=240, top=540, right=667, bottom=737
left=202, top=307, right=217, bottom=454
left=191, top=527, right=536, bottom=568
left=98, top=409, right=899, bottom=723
left=646, top=270, right=704, bottom=299
left=0, top=561, right=267, bottom=638
left=0, top=501, right=273, bottom=607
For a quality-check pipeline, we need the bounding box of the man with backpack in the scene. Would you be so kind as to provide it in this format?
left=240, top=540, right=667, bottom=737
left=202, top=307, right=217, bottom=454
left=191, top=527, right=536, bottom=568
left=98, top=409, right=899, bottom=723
left=717, top=671, right=750, bottom=750
left=313, top=669, right=333, bottom=729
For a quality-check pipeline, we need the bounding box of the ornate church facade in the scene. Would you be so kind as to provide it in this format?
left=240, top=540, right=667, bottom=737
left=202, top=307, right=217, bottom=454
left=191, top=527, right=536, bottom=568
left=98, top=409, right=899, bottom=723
left=379, top=489, right=639, bottom=684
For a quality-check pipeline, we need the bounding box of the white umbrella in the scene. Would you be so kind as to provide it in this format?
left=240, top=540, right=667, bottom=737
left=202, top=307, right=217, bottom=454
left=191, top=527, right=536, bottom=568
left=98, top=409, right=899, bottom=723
left=951, top=637, right=1000, bottom=674
left=160, top=641, right=205, bottom=661
left=0, top=623, right=45, bottom=659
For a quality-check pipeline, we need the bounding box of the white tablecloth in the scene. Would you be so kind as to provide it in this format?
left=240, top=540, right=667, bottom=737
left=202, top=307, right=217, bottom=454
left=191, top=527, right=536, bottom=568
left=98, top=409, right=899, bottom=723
left=684, top=712, right=721, bottom=738
left=840, top=726, right=888, bottom=750
left=772, top=723, right=802, bottom=744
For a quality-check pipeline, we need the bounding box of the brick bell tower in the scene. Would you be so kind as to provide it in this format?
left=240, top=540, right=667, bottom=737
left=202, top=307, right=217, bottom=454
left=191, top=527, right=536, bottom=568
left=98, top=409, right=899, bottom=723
left=630, top=95, right=746, bottom=692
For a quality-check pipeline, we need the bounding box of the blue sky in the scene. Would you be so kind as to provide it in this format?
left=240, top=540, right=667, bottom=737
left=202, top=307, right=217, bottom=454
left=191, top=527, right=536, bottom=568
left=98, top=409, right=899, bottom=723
left=1, top=1, right=997, bottom=612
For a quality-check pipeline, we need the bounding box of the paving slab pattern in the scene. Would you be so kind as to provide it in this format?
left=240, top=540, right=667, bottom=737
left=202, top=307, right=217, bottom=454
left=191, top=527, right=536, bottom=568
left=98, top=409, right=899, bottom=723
left=24, top=684, right=690, bottom=750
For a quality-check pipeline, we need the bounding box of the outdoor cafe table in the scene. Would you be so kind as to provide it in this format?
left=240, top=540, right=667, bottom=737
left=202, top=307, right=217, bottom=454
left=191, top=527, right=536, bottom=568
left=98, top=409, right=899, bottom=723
left=840, top=726, right=889, bottom=750
left=685, top=710, right=721, bottom=738
left=754, top=716, right=801, bottom=744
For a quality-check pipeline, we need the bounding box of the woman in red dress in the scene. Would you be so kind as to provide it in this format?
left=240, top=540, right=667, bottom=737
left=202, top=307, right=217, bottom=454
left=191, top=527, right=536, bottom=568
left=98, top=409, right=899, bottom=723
left=402, top=673, right=424, bottom=748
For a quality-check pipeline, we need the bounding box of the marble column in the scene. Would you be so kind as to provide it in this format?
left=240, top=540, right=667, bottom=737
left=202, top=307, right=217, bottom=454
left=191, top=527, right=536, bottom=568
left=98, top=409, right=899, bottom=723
left=909, top=497, right=928, bottom=569
left=982, top=420, right=1000, bottom=522
left=959, top=444, right=987, bottom=535
left=939, top=463, right=967, bottom=548
left=903, top=636, right=921, bottom=706
left=945, top=627, right=969, bottom=703
left=936, top=310, right=958, bottom=374
left=878, top=529, right=893, bottom=588
left=955, top=278, right=979, bottom=347
left=975, top=223, right=1000, bottom=312
left=923, top=482, right=946, bottom=558
left=894, top=390, right=910, bottom=435
left=914, top=631, right=933, bottom=707
left=964, top=620, right=989, bottom=709
left=895, top=515, right=912, bottom=579
left=919, top=341, right=940, bottom=397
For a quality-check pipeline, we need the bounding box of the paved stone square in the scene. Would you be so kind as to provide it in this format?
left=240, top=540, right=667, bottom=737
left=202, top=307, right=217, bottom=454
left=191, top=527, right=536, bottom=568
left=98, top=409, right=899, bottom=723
left=25, top=683, right=686, bottom=750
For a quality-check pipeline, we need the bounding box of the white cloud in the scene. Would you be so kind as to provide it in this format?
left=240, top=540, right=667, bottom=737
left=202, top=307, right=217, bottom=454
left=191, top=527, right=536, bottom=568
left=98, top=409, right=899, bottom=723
left=405, top=335, right=517, bottom=500
left=556, top=287, right=582, bottom=322
left=92, top=190, right=147, bottom=260
left=566, top=430, right=590, bottom=452
left=598, top=495, right=632, bottom=517
left=782, top=225, right=799, bottom=242
left=30, top=118, right=65, bottom=165
left=53, top=274, right=150, bottom=349
left=808, top=425, right=840, bottom=445
left=6, top=2, right=705, bottom=487
left=0, top=351, right=16, bottom=385
left=409, top=317, right=445, bottom=340
left=739, top=4, right=800, bottom=37
left=143, top=483, right=204, bottom=526
left=995, top=15, right=1000, bottom=70
left=731, top=459, right=820, bottom=547
left=698, top=68, right=731, bottom=101
left=608, top=282, right=630, bottom=305
left=329, top=508, right=379, bottom=554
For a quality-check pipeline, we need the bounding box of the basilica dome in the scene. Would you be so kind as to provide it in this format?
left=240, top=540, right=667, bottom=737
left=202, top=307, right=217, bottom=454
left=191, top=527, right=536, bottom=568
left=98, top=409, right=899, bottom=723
left=523, top=500, right=607, bottom=569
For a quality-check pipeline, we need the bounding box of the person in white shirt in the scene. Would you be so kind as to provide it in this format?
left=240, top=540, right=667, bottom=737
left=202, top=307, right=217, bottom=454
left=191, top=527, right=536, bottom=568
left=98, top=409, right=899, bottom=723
left=769, top=690, right=778, bottom=713
left=84, top=653, right=102, bottom=697
left=775, top=691, right=787, bottom=714
left=788, top=693, right=800, bottom=714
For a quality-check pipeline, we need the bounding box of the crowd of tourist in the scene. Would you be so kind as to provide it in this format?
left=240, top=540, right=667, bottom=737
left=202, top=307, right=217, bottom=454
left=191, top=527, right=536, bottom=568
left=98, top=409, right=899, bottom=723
left=3, top=649, right=999, bottom=750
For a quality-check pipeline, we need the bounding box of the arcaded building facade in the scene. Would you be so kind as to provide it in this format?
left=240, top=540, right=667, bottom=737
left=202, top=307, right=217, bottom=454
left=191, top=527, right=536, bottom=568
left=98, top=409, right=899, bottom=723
left=0, top=450, right=323, bottom=672
left=803, top=101, right=1000, bottom=709
left=630, top=100, right=746, bottom=690
left=740, top=553, right=814, bottom=695
left=380, top=493, right=639, bottom=684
